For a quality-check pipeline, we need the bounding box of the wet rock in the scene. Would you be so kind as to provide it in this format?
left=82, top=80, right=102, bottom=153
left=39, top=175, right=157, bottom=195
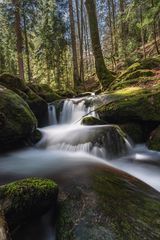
left=0, top=178, right=58, bottom=233
left=0, top=85, right=37, bottom=152
left=57, top=165, right=160, bottom=240
left=148, top=125, right=160, bottom=151
left=119, top=122, right=144, bottom=143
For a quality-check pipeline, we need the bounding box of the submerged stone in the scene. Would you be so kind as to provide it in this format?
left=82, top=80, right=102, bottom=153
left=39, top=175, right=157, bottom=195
left=0, top=178, right=58, bottom=233
left=57, top=165, right=160, bottom=240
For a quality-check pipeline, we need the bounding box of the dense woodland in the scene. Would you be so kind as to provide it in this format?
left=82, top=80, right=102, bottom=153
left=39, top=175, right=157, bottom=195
left=0, top=0, right=160, bottom=91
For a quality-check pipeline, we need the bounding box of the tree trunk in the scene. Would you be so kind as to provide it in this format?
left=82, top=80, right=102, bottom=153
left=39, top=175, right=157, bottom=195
left=151, top=0, right=160, bottom=55
left=80, top=0, right=85, bottom=85
left=23, top=11, right=32, bottom=82
left=119, top=0, right=127, bottom=60
left=12, top=0, right=25, bottom=81
left=68, top=0, right=80, bottom=88
left=85, top=0, right=113, bottom=87
left=140, top=6, right=146, bottom=59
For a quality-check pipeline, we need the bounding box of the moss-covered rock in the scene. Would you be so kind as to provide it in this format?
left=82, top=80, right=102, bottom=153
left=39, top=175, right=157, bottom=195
left=0, top=73, right=26, bottom=91
left=57, top=165, right=160, bottom=240
left=0, top=178, right=58, bottom=232
left=28, top=83, right=61, bottom=102
left=81, top=116, right=107, bottom=125
left=98, top=87, right=160, bottom=123
left=0, top=85, right=37, bottom=151
left=0, top=74, right=48, bottom=125
left=148, top=125, right=160, bottom=151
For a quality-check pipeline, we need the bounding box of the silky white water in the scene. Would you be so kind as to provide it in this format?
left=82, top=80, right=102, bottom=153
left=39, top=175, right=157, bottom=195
left=1, top=96, right=160, bottom=240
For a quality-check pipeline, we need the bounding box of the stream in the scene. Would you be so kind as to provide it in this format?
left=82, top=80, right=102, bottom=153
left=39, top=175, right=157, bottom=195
left=1, top=95, right=160, bottom=239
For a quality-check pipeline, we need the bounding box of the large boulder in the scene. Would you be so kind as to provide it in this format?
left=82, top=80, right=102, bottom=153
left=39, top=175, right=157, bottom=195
left=0, top=85, right=37, bottom=151
left=0, top=178, right=58, bottom=233
left=0, top=74, right=48, bottom=124
left=98, top=87, right=160, bottom=123
left=57, top=165, right=160, bottom=240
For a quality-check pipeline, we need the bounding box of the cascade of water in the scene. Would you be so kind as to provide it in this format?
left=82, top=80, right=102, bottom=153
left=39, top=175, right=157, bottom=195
left=48, top=104, right=57, bottom=125
left=37, top=124, right=130, bottom=159
left=60, top=97, right=99, bottom=124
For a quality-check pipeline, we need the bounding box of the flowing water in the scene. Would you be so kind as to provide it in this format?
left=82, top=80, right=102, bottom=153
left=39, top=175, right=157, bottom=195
left=1, top=96, right=160, bottom=239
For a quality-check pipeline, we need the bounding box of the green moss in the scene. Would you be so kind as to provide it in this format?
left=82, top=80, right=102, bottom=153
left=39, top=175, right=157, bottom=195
left=28, top=83, right=61, bottom=102
left=81, top=116, right=107, bottom=125
left=98, top=87, right=160, bottom=123
left=0, top=85, right=37, bottom=151
left=0, top=73, right=26, bottom=91
left=0, top=178, right=58, bottom=230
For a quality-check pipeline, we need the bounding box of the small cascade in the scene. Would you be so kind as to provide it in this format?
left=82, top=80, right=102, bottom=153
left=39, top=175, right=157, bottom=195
left=48, top=104, right=58, bottom=125
left=60, top=97, right=98, bottom=124
left=37, top=125, right=131, bottom=159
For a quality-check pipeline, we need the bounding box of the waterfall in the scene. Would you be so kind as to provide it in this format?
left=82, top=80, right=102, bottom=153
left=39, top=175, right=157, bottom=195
left=60, top=97, right=98, bottom=124
left=48, top=104, right=57, bottom=125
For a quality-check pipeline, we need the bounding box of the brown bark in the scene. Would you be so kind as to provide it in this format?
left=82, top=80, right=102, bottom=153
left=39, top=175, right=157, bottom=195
left=140, top=6, right=146, bottom=59
left=85, top=0, right=113, bottom=87
left=68, top=0, right=80, bottom=88
left=12, top=0, right=25, bottom=81
left=80, top=0, right=85, bottom=84
left=151, top=0, right=160, bottom=55
left=23, top=11, right=32, bottom=82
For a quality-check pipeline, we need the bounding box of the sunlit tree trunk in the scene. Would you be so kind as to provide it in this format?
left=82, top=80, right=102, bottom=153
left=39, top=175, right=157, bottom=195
left=85, top=0, right=113, bottom=87
left=69, top=0, right=80, bottom=88
left=23, top=11, right=32, bottom=82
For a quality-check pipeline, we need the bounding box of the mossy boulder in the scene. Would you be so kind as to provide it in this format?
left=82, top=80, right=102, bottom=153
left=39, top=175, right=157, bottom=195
left=148, top=125, right=160, bottom=151
left=28, top=83, right=61, bottom=102
left=81, top=116, right=107, bottom=125
left=0, top=85, right=37, bottom=151
left=0, top=74, right=48, bottom=124
left=98, top=87, right=160, bottom=123
left=0, top=73, right=26, bottom=91
left=0, top=178, right=58, bottom=232
left=57, top=165, right=160, bottom=240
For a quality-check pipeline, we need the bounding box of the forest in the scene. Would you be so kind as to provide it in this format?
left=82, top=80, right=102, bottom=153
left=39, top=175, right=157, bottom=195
left=0, top=0, right=160, bottom=240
